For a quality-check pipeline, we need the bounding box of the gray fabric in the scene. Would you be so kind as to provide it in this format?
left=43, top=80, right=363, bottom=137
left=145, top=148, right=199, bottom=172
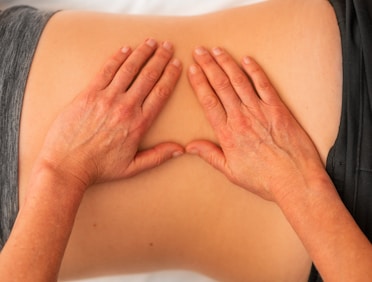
left=0, top=6, right=55, bottom=250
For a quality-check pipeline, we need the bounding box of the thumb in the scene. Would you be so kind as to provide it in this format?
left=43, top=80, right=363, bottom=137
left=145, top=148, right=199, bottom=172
left=186, top=140, right=227, bottom=173
left=126, top=142, right=184, bottom=176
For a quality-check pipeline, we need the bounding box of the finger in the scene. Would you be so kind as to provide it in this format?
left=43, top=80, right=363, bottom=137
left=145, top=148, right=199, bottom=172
left=186, top=140, right=227, bottom=173
left=141, top=57, right=182, bottom=126
left=90, top=46, right=132, bottom=90
left=127, top=41, right=175, bottom=105
left=188, top=63, right=227, bottom=129
left=193, top=47, right=242, bottom=114
left=125, top=142, right=184, bottom=176
left=242, top=57, right=282, bottom=105
left=109, top=38, right=159, bottom=92
left=211, top=47, right=260, bottom=107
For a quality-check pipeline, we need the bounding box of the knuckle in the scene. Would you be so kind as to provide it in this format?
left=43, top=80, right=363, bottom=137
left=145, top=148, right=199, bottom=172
left=153, top=150, right=163, bottom=166
left=207, top=153, right=218, bottom=167
left=118, top=105, right=133, bottom=119
left=107, top=110, right=122, bottom=127
left=141, top=68, right=161, bottom=83
left=247, top=64, right=272, bottom=92
left=156, top=47, right=172, bottom=60
left=142, top=146, right=164, bottom=167
left=120, top=100, right=138, bottom=117
left=220, top=130, right=236, bottom=150
left=102, top=60, right=119, bottom=79
left=213, top=76, right=231, bottom=91
left=138, top=44, right=154, bottom=58
left=166, top=62, right=181, bottom=77
left=200, top=54, right=215, bottom=66
left=216, top=52, right=231, bottom=64
left=123, top=61, right=139, bottom=76
left=164, top=69, right=179, bottom=84
left=96, top=95, right=113, bottom=112
left=201, top=93, right=220, bottom=110
left=153, top=84, right=172, bottom=100
left=257, top=79, right=271, bottom=92
left=230, top=73, right=247, bottom=87
left=192, top=74, right=206, bottom=87
left=237, top=120, right=251, bottom=133
left=228, top=114, right=252, bottom=132
left=248, top=64, right=261, bottom=75
left=273, top=111, right=290, bottom=129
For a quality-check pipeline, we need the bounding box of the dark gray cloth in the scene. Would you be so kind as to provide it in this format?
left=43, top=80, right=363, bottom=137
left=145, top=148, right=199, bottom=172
left=0, top=6, right=55, bottom=250
left=310, top=0, right=372, bottom=281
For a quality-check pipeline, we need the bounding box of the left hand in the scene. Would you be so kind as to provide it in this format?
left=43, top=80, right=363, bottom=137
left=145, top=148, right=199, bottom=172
left=186, top=47, right=324, bottom=201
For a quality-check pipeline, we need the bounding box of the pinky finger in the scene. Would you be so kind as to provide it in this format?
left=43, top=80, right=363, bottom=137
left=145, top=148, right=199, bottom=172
left=242, top=57, right=281, bottom=105
left=90, top=46, right=132, bottom=91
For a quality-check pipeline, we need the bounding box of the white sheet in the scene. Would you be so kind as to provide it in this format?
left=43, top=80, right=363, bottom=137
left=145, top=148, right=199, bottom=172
left=0, top=0, right=264, bottom=15
left=0, top=0, right=264, bottom=281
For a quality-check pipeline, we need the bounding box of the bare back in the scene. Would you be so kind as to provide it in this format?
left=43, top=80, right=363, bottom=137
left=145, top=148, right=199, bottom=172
left=18, top=0, right=342, bottom=281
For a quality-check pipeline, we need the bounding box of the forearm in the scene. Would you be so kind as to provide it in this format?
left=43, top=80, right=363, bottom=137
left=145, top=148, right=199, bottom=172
left=186, top=45, right=370, bottom=280
left=275, top=170, right=372, bottom=281
left=0, top=40, right=182, bottom=281
left=0, top=162, right=86, bottom=281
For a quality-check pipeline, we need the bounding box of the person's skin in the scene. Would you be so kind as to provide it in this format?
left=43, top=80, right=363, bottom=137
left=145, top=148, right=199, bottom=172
left=17, top=0, right=342, bottom=281
left=0, top=39, right=183, bottom=281
left=187, top=47, right=372, bottom=281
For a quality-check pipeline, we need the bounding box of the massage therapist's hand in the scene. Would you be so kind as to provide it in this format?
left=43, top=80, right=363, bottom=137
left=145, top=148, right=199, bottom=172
left=187, top=48, right=372, bottom=282
left=186, top=47, right=324, bottom=201
left=38, top=39, right=183, bottom=189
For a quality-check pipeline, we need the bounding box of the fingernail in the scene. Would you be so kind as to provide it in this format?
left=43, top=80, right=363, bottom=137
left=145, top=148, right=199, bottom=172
left=243, top=56, right=252, bottom=65
left=212, top=47, right=223, bottom=56
left=188, top=148, right=199, bottom=155
left=121, top=46, right=130, bottom=53
left=195, top=47, right=207, bottom=56
left=172, top=58, right=181, bottom=68
left=146, top=38, right=157, bottom=47
left=189, top=65, right=199, bottom=74
left=162, top=41, right=173, bottom=51
left=172, top=151, right=183, bottom=158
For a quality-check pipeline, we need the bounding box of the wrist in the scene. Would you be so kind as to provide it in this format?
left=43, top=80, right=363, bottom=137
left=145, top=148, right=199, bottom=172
left=31, top=157, right=89, bottom=197
left=271, top=160, right=333, bottom=207
left=2, top=156, right=89, bottom=281
left=269, top=163, right=372, bottom=281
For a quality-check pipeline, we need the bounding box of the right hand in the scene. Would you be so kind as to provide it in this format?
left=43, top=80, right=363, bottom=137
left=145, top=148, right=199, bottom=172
left=36, top=39, right=183, bottom=190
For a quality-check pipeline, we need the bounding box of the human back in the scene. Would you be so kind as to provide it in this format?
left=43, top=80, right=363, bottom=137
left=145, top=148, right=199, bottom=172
left=18, top=0, right=341, bottom=280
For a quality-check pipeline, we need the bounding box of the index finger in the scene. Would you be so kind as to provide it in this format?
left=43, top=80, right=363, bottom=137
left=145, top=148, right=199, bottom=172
left=188, top=63, right=227, bottom=130
left=242, top=57, right=282, bottom=106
